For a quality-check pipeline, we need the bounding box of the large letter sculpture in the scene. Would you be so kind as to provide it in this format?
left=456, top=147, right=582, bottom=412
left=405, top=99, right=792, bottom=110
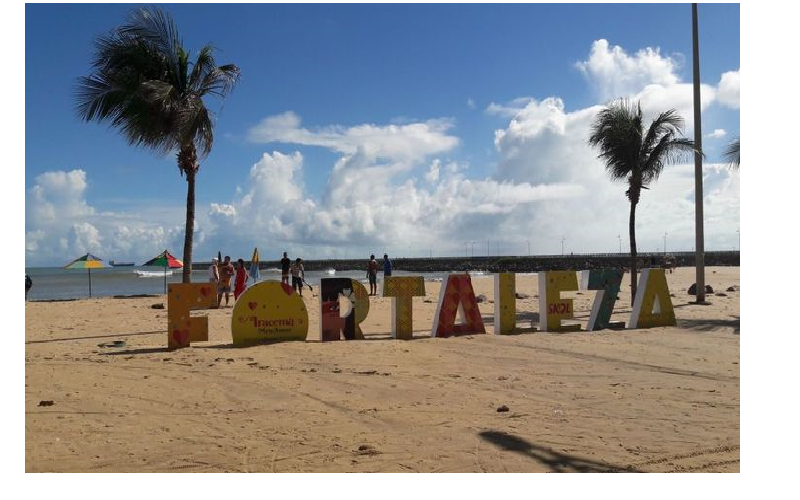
left=538, top=271, right=579, bottom=332
left=493, top=273, right=516, bottom=335
left=317, top=278, right=369, bottom=341
left=580, top=269, right=624, bottom=331
left=167, top=283, right=216, bottom=350
left=231, top=281, right=309, bottom=345
left=432, top=274, right=486, bottom=338
left=383, top=276, right=426, bottom=340
left=629, top=268, right=676, bottom=329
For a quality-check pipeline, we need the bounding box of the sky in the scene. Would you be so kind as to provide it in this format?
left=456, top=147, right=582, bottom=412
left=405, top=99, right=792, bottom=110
left=24, top=2, right=740, bottom=266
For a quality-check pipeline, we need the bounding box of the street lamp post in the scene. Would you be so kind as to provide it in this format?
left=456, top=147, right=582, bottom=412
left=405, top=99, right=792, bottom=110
left=471, top=241, right=475, bottom=258
left=692, top=3, right=706, bottom=303
left=663, top=231, right=668, bottom=254
left=527, top=239, right=531, bottom=256
left=618, top=234, right=622, bottom=253
left=737, top=229, right=740, bottom=251
left=561, top=236, right=566, bottom=255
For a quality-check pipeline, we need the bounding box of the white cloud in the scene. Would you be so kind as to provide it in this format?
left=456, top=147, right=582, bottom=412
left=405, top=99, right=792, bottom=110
left=67, top=222, right=103, bottom=255
left=717, top=70, right=740, bottom=109
left=247, top=111, right=459, bottom=164
left=488, top=40, right=739, bottom=254
left=486, top=97, right=535, bottom=118
left=207, top=125, right=585, bottom=257
left=576, top=39, right=680, bottom=101
left=706, top=129, right=727, bottom=139
left=425, top=159, right=441, bottom=183
left=26, top=170, right=94, bottom=226
left=26, top=39, right=738, bottom=264
left=25, top=168, right=193, bottom=266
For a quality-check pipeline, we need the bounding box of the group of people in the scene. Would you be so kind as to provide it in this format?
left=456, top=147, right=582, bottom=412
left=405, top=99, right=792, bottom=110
left=367, top=254, right=392, bottom=296
left=206, top=251, right=394, bottom=305
left=207, top=255, right=250, bottom=307
left=280, top=252, right=307, bottom=296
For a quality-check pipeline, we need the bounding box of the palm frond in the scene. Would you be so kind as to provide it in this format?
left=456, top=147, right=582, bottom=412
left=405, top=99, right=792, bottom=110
left=588, top=99, right=643, bottom=181
left=118, top=7, right=181, bottom=79
left=76, top=7, right=237, bottom=159
left=197, top=64, right=241, bottom=98
left=641, top=109, right=685, bottom=158
left=722, top=137, right=740, bottom=168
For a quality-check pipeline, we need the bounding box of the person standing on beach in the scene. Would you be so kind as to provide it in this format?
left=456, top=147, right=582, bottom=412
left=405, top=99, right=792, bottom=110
left=367, top=254, right=378, bottom=296
left=281, top=252, right=291, bottom=285
left=218, top=256, right=235, bottom=307
left=383, top=254, right=392, bottom=277
left=234, top=258, right=248, bottom=300
left=25, top=274, right=32, bottom=301
left=291, top=258, right=305, bottom=296
left=208, top=258, right=220, bottom=307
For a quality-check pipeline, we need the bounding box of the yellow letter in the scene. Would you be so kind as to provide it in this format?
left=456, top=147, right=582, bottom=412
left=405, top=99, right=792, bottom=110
left=383, top=276, right=425, bottom=340
left=538, top=271, right=579, bottom=332
left=493, top=273, right=516, bottom=335
left=231, top=281, right=309, bottom=345
left=629, top=268, right=676, bottom=328
left=167, top=283, right=216, bottom=350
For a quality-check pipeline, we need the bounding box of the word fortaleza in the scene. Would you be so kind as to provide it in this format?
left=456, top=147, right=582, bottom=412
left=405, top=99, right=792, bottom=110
left=165, top=268, right=675, bottom=349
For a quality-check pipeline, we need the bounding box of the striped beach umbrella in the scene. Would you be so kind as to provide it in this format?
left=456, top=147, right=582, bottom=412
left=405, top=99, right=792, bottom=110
left=249, top=247, right=260, bottom=282
left=142, top=249, right=183, bottom=294
left=64, top=252, right=105, bottom=297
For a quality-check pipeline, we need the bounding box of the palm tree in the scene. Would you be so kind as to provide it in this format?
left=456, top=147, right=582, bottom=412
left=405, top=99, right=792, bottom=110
left=722, top=137, right=740, bottom=169
left=75, top=7, right=240, bottom=283
left=588, top=99, right=696, bottom=301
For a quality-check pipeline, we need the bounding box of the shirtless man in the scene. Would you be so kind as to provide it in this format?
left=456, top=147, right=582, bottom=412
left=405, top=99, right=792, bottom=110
left=217, top=256, right=235, bottom=307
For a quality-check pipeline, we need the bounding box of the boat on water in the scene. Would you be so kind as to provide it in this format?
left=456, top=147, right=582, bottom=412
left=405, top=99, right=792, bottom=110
left=325, top=268, right=336, bottom=275
left=134, top=270, right=173, bottom=278
left=109, top=260, right=135, bottom=267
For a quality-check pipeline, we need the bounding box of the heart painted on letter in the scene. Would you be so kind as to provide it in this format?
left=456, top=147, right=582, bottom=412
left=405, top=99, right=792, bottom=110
left=248, top=301, right=257, bottom=311
left=172, top=329, right=190, bottom=346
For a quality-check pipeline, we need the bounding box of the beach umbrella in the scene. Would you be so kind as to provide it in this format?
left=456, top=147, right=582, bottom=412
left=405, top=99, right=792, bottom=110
left=249, top=247, right=260, bottom=283
left=64, top=252, right=105, bottom=297
left=142, top=249, right=183, bottom=294
left=218, top=250, right=222, bottom=265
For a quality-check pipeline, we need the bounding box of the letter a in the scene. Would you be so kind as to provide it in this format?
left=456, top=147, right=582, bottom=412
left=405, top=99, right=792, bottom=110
left=432, top=274, right=486, bottom=338
left=629, top=268, right=676, bottom=329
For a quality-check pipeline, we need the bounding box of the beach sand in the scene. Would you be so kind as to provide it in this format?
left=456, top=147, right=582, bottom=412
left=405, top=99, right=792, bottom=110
left=25, top=266, right=739, bottom=472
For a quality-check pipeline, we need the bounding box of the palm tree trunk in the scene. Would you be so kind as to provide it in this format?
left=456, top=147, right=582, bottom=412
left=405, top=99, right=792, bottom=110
left=629, top=200, right=638, bottom=302
left=178, top=145, right=198, bottom=284
left=182, top=168, right=195, bottom=283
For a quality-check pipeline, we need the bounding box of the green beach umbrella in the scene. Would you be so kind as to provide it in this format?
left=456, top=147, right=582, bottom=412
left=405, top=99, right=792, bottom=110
left=142, top=249, right=183, bottom=294
left=64, top=252, right=105, bottom=297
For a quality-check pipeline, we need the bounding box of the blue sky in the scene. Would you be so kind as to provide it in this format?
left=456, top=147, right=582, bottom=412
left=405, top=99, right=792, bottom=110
left=25, top=2, right=740, bottom=266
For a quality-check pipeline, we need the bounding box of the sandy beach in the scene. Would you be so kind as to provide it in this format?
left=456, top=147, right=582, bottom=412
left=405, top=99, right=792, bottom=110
left=25, top=266, right=739, bottom=472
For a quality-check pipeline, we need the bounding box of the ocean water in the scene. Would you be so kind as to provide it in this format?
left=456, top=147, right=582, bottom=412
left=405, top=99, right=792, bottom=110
left=23, top=267, right=472, bottom=301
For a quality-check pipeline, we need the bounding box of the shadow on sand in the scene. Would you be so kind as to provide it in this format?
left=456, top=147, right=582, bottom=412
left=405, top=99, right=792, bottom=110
left=26, top=330, right=166, bottom=345
left=677, top=316, right=740, bottom=335
left=478, top=430, right=637, bottom=473
left=103, top=346, right=172, bottom=355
